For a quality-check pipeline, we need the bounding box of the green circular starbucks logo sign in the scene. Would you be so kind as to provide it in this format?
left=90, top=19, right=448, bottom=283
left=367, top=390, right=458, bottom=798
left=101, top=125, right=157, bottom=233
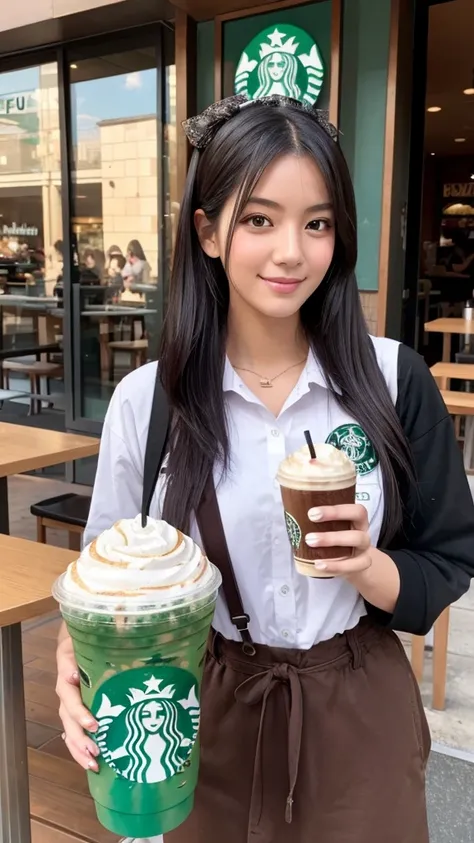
left=92, top=666, right=199, bottom=784
left=285, top=511, right=302, bottom=549
left=235, top=25, right=325, bottom=106
left=326, top=424, right=379, bottom=476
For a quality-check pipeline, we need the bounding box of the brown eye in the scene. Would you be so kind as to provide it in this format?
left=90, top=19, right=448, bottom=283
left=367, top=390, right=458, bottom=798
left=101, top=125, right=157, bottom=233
left=246, top=215, right=270, bottom=228
left=307, top=219, right=331, bottom=232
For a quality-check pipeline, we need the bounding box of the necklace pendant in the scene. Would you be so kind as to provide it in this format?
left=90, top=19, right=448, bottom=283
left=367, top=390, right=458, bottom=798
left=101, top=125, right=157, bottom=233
left=260, top=378, right=273, bottom=388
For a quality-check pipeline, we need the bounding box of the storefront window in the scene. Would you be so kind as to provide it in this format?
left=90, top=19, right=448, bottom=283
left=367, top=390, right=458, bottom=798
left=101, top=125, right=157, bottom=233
left=0, top=63, right=64, bottom=420
left=68, top=38, right=173, bottom=421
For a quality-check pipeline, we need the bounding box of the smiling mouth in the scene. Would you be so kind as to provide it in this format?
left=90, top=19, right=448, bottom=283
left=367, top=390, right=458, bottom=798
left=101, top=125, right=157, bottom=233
left=260, top=276, right=306, bottom=293
left=261, top=277, right=305, bottom=284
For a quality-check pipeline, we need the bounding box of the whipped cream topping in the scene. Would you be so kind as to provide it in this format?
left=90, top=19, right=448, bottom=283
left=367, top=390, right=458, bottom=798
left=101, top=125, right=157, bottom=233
left=276, top=443, right=356, bottom=491
left=62, top=515, right=212, bottom=603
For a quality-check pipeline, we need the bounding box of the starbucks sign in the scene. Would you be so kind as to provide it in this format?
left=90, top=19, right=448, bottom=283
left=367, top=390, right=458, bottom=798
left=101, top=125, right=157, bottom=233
left=234, top=25, right=324, bottom=106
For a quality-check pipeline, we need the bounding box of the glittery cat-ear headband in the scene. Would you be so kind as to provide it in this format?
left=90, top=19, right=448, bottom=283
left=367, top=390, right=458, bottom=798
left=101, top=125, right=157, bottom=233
left=181, top=93, right=338, bottom=150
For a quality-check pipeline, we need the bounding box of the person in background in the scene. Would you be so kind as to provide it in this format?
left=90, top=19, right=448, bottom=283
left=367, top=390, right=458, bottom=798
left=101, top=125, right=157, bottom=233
left=80, top=248, right=105, bottom=284
left=122, top=239, right=151, bottom=285
left=446, top=229, right=470, bottom=272
left=105, top=244, right=123, bottom=275
left=105, top=253, right=127, bottom=303
left=107, top=253, right=126, bottom=281
left=452, top=243, right=474, bottom=278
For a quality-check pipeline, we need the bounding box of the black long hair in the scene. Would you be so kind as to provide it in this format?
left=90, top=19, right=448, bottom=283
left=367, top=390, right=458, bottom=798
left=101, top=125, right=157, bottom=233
left=127, top=240, right=147, bottom=261
left=160, top=103, right=414, bottom=545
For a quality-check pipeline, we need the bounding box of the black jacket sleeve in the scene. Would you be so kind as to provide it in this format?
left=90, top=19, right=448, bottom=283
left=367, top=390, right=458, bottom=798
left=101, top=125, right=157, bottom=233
left=366, top=343, right=474, bottom=635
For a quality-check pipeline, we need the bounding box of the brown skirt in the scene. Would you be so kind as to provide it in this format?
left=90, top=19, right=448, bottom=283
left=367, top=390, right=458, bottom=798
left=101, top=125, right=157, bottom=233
left=166, top=617, right=430, bottom=843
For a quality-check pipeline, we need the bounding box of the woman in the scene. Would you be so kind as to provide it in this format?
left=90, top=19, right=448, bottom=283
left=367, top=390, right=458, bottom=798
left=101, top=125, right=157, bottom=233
left=123, top=239, right=151, bottom=285
left=80, top=248, right=105, bottom=284
left=56, top=95, right=474, bottom=843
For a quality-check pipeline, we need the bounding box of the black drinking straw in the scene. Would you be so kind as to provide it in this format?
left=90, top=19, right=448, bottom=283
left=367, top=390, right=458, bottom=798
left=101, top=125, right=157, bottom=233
left=304, top=430, right=317, bottom=459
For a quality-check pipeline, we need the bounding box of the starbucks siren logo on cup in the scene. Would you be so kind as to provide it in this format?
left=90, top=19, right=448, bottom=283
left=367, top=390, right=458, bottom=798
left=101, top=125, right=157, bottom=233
left=94, top=666, right=200, bottom=784
left=234, top=25, right=325, bottom=106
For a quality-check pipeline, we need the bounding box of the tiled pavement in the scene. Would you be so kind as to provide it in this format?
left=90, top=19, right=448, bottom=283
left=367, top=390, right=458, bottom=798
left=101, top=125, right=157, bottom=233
left=9, top=473, right=474, bottom=842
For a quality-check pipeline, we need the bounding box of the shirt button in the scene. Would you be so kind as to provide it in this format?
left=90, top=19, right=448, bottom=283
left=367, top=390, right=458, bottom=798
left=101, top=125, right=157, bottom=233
left=281, top=629, right=290, bottom=639
left=271, top=429, right=280, bottom=438
left=274, top=538, right=280, bottom=546
left=280, top=585, right=290, bottom=596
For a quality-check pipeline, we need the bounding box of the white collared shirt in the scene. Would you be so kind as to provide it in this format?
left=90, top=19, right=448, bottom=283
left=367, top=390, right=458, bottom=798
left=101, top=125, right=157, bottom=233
left=84, top=337, right=399, bottom=649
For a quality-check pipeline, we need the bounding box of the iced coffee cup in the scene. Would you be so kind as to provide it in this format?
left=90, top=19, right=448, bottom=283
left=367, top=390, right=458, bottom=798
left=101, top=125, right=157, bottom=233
left=277, top=443, right=357, bottom=578
left=53, top=516, right=221, bottom=839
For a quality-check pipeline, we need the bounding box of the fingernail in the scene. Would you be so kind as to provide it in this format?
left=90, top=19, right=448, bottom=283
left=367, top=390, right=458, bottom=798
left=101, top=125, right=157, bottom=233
left=82, top=717, right=96, bottom=730
left=306, top=533, right=320, bottom=546
left=309, top=508, right=323, bottom=522
left=315, top=561, right=328, bottom=570
left=72, top=671, right=79, bottom=681
left=87, top=760, right=99, bottom=772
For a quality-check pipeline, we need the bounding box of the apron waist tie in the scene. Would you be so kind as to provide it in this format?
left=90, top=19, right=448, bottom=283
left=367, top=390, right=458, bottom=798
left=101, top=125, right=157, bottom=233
left=235, top=662, right=304, bottom=835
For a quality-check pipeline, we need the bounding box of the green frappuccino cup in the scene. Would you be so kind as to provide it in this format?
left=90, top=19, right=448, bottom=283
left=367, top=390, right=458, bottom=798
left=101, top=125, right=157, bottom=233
left=53, top=559, right=221, bottom=839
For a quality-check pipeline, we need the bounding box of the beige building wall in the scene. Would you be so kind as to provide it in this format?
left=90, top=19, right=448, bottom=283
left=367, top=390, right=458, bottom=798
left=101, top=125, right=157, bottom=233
left=360, top=292, right=379, bottom=336
left=100, top=116, right=159, bottom=279
left=0, top=0, right=125, bottom=33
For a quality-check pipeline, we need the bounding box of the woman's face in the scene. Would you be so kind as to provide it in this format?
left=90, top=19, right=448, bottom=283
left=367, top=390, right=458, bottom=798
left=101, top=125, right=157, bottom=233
left=85, top=254, right=95, bottom=268
left=142, top=701, right=165, bottom=733
left=197, top=153, right=335, bottom=321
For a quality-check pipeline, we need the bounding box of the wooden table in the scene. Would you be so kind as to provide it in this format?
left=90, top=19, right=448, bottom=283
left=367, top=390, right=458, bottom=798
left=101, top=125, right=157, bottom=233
left=424, top=318, right=474, bottom=361
left=0, top=536, right=76, bottom=843
left=440, top=390, right=474, bottom=473
left=0, top=423, right=99, bottom=534
left=440, top=390, right=474, bottom=416
left=430, top=362, right=474, bottom=389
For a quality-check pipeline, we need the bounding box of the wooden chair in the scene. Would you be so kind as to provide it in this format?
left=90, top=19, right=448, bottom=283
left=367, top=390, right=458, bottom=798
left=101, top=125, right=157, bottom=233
left=108, top=338, right=148, bottom=383
left=411, top=607, right=450, bottom=710
left=31, top=493, right=91, bottom=552
left=2, top=359, right=63, bottom=415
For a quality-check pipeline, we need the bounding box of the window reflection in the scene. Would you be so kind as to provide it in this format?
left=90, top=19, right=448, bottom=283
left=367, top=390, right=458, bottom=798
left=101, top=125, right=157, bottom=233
left=0, top=63, right=64, bottom=422
left=69, top=45, right=172, bottom=421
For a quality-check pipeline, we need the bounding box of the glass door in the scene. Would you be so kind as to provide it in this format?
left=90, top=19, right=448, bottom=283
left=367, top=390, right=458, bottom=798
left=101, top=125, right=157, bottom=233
left=65, top=27, right=175, bottom=430
left=0, top=61, right=65, bottom=425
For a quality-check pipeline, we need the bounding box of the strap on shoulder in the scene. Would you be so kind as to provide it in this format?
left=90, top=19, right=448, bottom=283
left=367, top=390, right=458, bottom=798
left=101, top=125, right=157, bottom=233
left=141, top=366, right=170, bottom=526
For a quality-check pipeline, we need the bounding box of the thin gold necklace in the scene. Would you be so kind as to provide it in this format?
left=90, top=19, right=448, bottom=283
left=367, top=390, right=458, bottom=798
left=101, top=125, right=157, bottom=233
left=233, top=357, right=307, bottom=388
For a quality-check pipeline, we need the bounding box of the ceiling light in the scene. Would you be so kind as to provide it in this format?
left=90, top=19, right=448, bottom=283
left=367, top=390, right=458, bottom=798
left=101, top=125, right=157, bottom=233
left=427, top=106, right=442, bottom=112
left=455, top=138, right=466, bottom=142
left=464, top=70, right=474, bottom=96
left=471, top=174, right=474, bottom=180
left=70, top=64, right=78, bottom=70
left=431, top=152, right=436, bottom=156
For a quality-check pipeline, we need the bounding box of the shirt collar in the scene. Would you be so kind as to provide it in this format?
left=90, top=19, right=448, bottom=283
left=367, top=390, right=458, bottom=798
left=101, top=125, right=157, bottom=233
left=223, top=347, right=332, bottom=394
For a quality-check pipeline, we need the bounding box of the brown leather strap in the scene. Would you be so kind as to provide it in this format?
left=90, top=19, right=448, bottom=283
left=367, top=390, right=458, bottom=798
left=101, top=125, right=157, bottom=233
left=196, top=471, right=255, bottom=655
left=142, top=368, right=254, bottom=655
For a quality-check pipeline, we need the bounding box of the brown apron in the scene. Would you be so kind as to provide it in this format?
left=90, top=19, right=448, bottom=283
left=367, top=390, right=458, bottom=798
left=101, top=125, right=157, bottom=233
left=143, top=375, right=431, bottom=843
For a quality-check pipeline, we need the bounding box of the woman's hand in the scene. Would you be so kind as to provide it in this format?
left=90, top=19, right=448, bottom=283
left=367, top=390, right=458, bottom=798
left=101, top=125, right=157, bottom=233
left=56, top=635, right=100, bottom=771
left=305, top=504, right=401, bottom=613
left=305, top=504, right=372, bottom=576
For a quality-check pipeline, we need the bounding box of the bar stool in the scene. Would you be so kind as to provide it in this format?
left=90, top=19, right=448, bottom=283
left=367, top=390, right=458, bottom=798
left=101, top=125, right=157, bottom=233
left=108, top=338, right=148, bottom=383
left=31, top=493, right=91, bottom=551
left=411, top=607, right=450, bottom=710
left=2, top=359, right=63, bottom=415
